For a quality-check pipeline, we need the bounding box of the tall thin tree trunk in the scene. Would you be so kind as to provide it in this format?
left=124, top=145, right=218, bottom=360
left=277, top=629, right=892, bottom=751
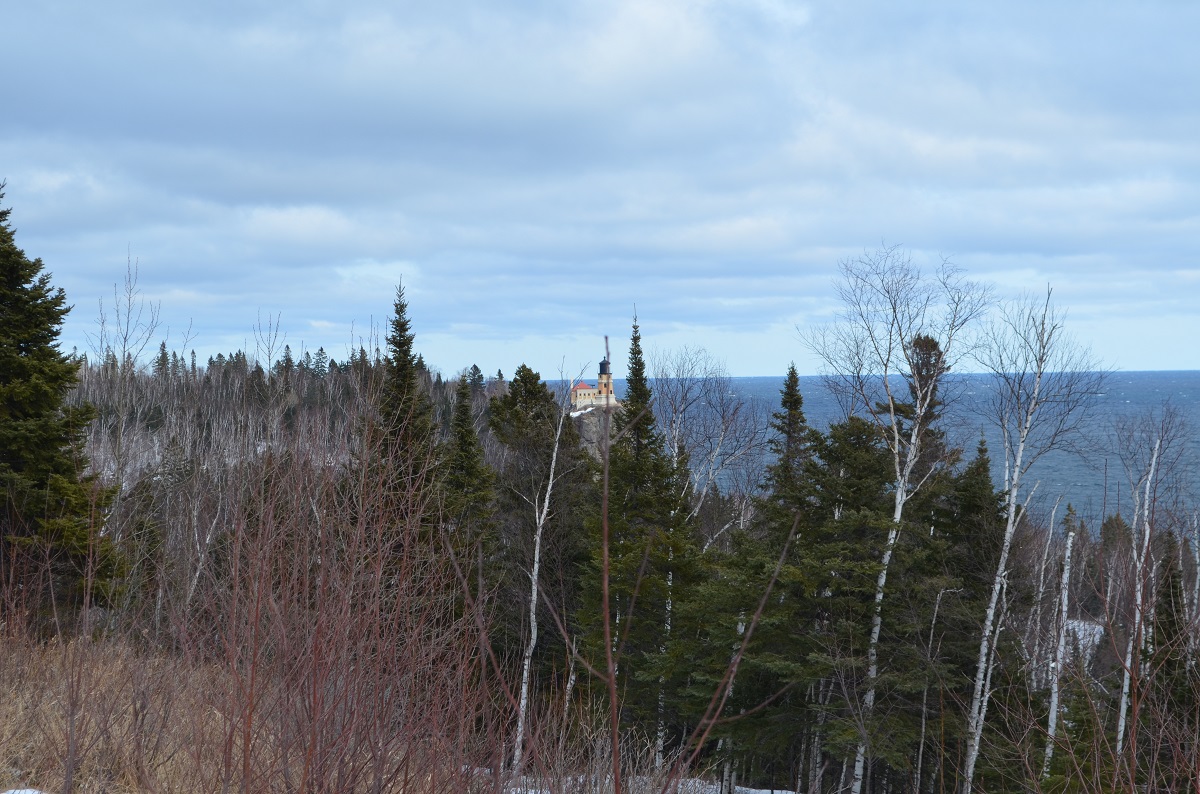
left=655, top=566, right=674, bottom=769
left=511, top=511, right=543, bottom=775
left=963, top=415, right=1037, bottom=791
left=512, top=406, right=567, bottom=774
left=1042, top=513, right=1077, bottom=778
left=1190, top=514, right=1200, bottom=657
left=1028, top=499, right=1063, bottom=689
left=851, top=493, right=906, bottom=794
left=915, top=588, right=952, bottom=794
left=1116, top=438, right=1160, bottom=760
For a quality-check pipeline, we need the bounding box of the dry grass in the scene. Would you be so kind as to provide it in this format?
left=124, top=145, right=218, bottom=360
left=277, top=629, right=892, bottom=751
left=0, top=635, right=693, bottom=794
left=0, top=637, right=206, bottom=793
left=0, top=635, right=482, bottom=794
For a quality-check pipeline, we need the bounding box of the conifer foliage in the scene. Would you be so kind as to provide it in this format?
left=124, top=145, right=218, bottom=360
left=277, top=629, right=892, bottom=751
left=0, top=183, right=111, bottom=605
left=3, top=230, right=1190, bottom=794
left=381, top=284, right=434, bottom=449
left=588, top=319, right=699, bottom=752
left=442, top=373, right=493, bottom=526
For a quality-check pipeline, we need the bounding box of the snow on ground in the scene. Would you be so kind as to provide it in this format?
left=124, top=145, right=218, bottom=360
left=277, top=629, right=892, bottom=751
left=1067, top=618, right=1106, bottom=663
left=503, top=777, right=782, bottom=794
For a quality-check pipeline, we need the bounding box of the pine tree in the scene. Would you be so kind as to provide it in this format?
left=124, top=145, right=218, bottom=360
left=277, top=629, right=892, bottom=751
left=1149, top=534, right=1197, bottom=763
left=467, top=364, right=485, bottom=395
left=274, top=344, right=295, bottom=379
left=672, top=364, right=818, bottom=784
left=0, top=184, right=114, bottom=607
left=488, top=365, right=590, bottom=642
left=614, top=319, right=658, bottom=458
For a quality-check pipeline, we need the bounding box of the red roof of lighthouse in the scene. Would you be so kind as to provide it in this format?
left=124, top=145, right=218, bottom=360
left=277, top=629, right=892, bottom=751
left=572, top=382, right=593, bottom=391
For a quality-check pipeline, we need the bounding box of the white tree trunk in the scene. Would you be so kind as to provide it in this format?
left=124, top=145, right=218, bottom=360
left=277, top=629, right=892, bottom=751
left=654, top=567, right=673, bottom=769
left=512, top=511, right=544, bottom=775
left=915, top=588, right=954, bottom=794
left=1041, top=513, right=1077, bottom=779
left=1190, top=514, right=1200, bottom=656
left=1115, top=438, right=1160, bottom=760
left=962, top=477, right=1025, bottom=788
left=963, top=364, right=1043, bottom=791
left=511, top=406, right=568, bottom=774
left=1028, top=499, right=1063, bottom=689
left=850, top=488, right=908, bottom=794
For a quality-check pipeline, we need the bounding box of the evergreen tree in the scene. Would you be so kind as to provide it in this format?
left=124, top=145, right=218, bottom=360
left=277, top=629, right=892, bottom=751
left=274, top=344, right=294, bottom=379
left=379, top=284, right=436, bottom=484
left=1148, top=533, right=1198, bottom=766
left=312, top=346, right=328, bottom=378
left=585, top=318, right=697, bottom=748
left=153, top=341, right=169, bottom=379
left=443, top=374, right=494, bottom=546
left=945, top=437, right=1005, bottom=604
left=672, top=364, right=818, bottom=784
left=489, top=365, right=593, bottom=676
left=614, top=318, right=658, bottom=458
left=467, top=364, right=485, bottom=395
left=0, top=184, right=114, bottom=606
left=761, top=362, right=815, bottom=532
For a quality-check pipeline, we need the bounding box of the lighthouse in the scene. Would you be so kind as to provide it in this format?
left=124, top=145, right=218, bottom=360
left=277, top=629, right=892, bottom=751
left=570, top=356, right=619, bottom=410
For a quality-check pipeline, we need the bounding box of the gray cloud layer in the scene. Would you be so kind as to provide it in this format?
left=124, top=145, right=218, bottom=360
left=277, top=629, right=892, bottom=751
left=4, top=1, right=1198, bottom=376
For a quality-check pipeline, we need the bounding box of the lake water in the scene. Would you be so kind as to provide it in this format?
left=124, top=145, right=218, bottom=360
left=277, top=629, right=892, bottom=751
left=596, top=371, right=1200, bottom=526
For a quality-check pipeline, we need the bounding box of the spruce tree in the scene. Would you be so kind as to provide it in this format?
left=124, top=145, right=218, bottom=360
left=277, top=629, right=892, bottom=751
left=489, top=364, right=592, bottom=671
left=586, top=319, right=697, bottom=747
left=443, top=373, right=493, bottom=544
left=671, top=365, right=817, bottom=783
left=379, top=284, right=436, bottom=486
left=762, top=362, right=815, bottom=533
left=0, top=184, right=113, bottom=606
left=613, top=319, right=658, bottom=457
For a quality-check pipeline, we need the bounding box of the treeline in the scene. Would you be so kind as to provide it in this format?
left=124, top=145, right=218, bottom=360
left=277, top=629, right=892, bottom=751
left=3, top=188, right=1200, bottom=793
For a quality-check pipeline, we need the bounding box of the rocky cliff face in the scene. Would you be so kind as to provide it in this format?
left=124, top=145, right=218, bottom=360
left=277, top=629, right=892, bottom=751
left=571, top=406, right=616, bottom=460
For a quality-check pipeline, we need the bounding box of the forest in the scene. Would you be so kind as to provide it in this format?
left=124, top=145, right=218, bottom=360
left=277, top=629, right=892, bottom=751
left=3, top=192, right=1199, bottom=794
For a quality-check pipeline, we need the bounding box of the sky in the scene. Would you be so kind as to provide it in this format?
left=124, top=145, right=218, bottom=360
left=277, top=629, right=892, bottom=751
left=3, top=1, right=1199, bottom=379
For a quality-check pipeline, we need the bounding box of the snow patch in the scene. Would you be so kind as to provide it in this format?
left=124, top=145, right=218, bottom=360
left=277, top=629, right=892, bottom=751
left=1067, top=618, right=1105, bottom=662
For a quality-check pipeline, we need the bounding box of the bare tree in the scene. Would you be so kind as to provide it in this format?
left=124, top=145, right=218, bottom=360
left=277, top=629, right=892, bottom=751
left=83, top=262, right=162, bottom=533
left=650, top=346, right=768, bottom=549
left=807, top=245, right=990, bottom=794
left=962, top=287, right=1104, bottom=792
left=1109, top=404, right=1190, bottom=770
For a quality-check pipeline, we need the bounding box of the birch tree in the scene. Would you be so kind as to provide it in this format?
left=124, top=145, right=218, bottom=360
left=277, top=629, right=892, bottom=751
left=808, top=246, right=989, bottom=793
left=649, top=341, right=766, bottom=652
left=85, top=263, right=161, bottom=532
left=489, top=364, right=591, bottom=773
left=961, top=288, right=1103, bottom=791
left=1110, top=404, right=1189, bottom=768
left=1042, top=505, right=1080, bottom=779
left=650, top=346, right=768, bottom=546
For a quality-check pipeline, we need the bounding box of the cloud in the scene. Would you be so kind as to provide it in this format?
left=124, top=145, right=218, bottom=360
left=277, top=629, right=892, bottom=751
left=3, top=0, right=1199, bottom=377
